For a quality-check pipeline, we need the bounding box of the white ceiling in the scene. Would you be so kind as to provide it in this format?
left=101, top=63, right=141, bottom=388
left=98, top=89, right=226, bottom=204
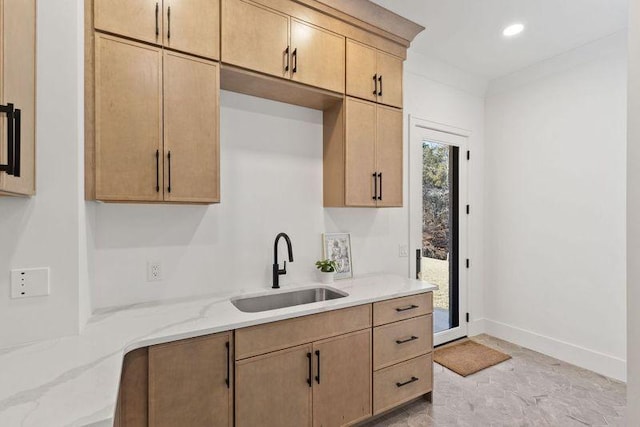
left=370, top=0, right=628, bottom=79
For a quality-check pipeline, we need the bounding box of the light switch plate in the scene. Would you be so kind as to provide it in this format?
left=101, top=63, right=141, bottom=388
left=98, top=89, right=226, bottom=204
left=11, top=267, right=50, bottom=298
left=399, top=245, right=409, bottom=257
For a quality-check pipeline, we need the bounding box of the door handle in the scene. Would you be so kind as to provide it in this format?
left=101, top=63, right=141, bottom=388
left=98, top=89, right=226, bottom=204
left=284, top=46, right=290, bottom=72
left=378, top=75, right=383, bottom=96
left=155, top=3, right=159, bottom=37
left=315, top=350, right=321, bottom=384
left=372, top=172, right=378, bottom=201
left=378, top=172, right=383, bottom=200
left=306, top=352, right=312, bottom=387
left=155, top=150, right=160, bottom=192
left=0, top=103, right=20, bottom=177
left=167, top=151, right=172, bottom=193
left=292, top=48, right=298, bottom=73
left=373, top=74, right=378, bottom=95
left=167, top=5, right=171, bottom=40
left=225, top=342, right=230, bottom=388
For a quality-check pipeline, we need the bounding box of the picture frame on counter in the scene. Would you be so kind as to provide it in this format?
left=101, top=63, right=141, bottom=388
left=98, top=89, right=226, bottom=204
left=322, top=233, right=353, bottom=279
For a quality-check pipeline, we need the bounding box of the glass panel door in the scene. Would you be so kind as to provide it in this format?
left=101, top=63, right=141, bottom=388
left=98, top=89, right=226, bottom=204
left=421, top=141, right=459, bottom=334
left=409, top=118, right=468, bottom=346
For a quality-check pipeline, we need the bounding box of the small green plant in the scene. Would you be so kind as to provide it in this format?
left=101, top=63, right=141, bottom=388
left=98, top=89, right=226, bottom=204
left=315, top=259, right=337, bottom=273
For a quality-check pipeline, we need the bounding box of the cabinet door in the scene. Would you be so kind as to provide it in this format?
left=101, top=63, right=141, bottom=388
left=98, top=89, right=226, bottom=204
left=149, top=333, right=233, bottom=427
left=376, top=51, right=403, bottom=108
left=163, top=51, right=220, bottom=203
left=94, top=0, right=160, bottom=45
left=114, top=348, right=148, bottom=427
left=312, top=330, right=372, bottom=427
left=95, top=34, right=163, bottom=202
left=163, top=0, right=219, bottom=60
left=345, top=98, right=376, bottom=207
left=236, top=344, right=312, bottom=427
left=290, top=19, right=345, bottom=93
left=221, top=0, right=289, bottom=78
left=0, top=0, right=36, bottom=195
left=376, top=105, right=403, bottom=207
left=345, top=40, right=376, bottom=102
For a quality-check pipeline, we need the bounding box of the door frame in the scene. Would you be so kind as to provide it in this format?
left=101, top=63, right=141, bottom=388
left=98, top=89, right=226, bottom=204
left=408, top=116, right=470, bottom=346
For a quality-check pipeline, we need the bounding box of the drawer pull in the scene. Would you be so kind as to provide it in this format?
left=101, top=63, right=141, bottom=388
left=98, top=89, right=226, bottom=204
left=395, top=335, right=418, bottom=345
left=396, top=376, right=419, bottom=388
left=395, top=304, right=419, bottom=312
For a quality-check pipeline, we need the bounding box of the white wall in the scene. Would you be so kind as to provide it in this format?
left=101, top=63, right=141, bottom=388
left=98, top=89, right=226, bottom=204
left=0, top=0, right=84, bottom=347
left=91, top=51, right=487, bottom=312
left=627, top=0, right=640, bottom=416
left=484, top=33, right=628, bottom=381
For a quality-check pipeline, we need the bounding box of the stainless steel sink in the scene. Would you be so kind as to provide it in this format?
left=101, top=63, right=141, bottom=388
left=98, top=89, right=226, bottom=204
left=231, top=286, right=348, bottom=313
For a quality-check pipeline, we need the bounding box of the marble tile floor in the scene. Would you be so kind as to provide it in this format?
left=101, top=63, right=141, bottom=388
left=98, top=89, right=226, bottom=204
left=365, top=335, right=626, bottom=427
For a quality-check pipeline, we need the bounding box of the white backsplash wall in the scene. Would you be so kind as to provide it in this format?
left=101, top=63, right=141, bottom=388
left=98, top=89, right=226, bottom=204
left=92, top=54, right=487, bottom=314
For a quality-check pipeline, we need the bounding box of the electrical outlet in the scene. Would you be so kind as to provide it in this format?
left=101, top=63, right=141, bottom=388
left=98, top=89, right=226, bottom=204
left=147, top=261, right=162, bottom=282
left=11, top=268, right=50, bottom=298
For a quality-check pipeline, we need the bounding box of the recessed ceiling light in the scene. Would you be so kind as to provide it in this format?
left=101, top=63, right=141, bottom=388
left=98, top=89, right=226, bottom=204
left=503, top=23, right=524, bottom=37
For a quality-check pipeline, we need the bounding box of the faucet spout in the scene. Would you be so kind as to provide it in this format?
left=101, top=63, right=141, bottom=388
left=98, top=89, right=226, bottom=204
left=273, top=233, right=294, bottom=289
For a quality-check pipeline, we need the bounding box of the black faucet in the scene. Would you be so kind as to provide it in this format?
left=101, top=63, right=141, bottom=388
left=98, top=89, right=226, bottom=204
left=273, top=232, right=294, bottom=289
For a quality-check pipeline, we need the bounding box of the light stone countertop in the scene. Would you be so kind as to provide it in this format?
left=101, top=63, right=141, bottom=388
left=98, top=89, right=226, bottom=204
left=0, top=274, right=436, bottom=427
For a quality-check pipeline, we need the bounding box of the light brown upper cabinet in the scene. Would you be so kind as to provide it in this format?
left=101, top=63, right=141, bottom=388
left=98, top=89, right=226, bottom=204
left=289, top=19, right=345, bottom=93
left=94, top=0, right=219, bottom=60
left=346, top=39, right=403, bottom=108
left=221, top=0, right=289, bottom=78
left=324, top=97, right=403, bottom=208
left=93, top=33, right=219, bottom=204
left=148, top=332, right=233, bottom=427
left=0, top=0, right=36, bottom=197
left=221, top=0, right=345, bottom=93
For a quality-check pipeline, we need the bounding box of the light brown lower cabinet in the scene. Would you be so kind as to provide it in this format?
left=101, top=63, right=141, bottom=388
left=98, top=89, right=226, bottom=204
left=115, top=332, right=233, bottom=427
left=236, top=329, right=371, bottom=427
left=115, top=295, right=433, bottom=427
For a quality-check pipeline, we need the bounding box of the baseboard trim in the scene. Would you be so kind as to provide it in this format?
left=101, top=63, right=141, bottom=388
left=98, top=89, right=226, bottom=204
left=482, top=319, right=626, bottom=382
left=468, top=318, right=486, bottom=336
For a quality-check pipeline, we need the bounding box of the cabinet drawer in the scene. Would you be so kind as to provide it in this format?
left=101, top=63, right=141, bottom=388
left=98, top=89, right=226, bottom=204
left=373, top=315, right=432, bottom=370
left=373, top=353, right=433, bottom=415
left=373, top=293, right=432, bottom=326
left=235, top=304, right=372, bottom=359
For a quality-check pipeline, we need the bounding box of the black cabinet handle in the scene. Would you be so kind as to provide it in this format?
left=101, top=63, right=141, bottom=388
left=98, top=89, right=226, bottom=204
left=284, top=46, right=290, bottom=72
left=372, top=172, right=377, bottom=201
left=0, top=103, right=20, bottom=177
left=292, top=48, right=298, bottom=73
left=155, top=150, right=160, bottom=192
left=396, top=304, right=419, bottom=312
left=373, top=74, right=378, bottom=95
left=167, top=6, right=171, bottom=40
left=315, top=350, right=321, bottom=384
left=396, top=376, right=419, bottom=388
left=378, top=75, right=383, bottom=96
left=307, top=352, right=312, bottom=387
left=396, top=336, right=419, bottom=345
left=378, top=172, right=382, bottom=200
left=225, top=342, right=230, bottom=388
left=13, top=108, right=20, bottom=177
left=155, top=3, right=159, bottom=37
left=167, top=151, right=172, bottom=193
